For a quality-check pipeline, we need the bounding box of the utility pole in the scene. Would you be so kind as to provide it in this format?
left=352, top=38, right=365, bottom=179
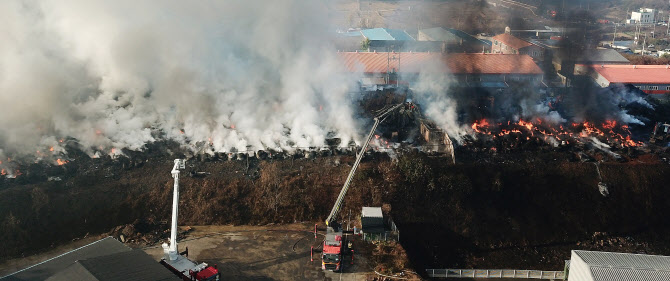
left=667, top=15, right=669, bottom=35
left=612, top=22, right=616, bottom=48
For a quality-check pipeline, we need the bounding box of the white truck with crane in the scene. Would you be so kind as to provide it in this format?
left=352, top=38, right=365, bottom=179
left=160, top=159, right=220, bottom=281
left=321, top=102, right=409, bottom=271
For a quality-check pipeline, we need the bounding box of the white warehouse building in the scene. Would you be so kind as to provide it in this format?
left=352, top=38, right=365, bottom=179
left=568, top=250, right=670, bottom=281
left=630, top=8, right=655, bottom=24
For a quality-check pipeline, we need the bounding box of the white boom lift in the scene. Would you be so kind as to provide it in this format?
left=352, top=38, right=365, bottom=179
left=163, top=158, right=185, bottom=261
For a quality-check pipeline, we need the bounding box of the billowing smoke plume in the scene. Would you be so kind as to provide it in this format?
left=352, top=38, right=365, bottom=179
left=410, top=62, right=652, bottom=146
left=0, top=0, right=360, bottom=159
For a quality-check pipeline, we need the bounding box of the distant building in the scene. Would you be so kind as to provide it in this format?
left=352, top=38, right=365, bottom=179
left=337, top=52, right=544, bottom=88
left=491, top=33, right=545, bottom=60
left=576, top=64, right=670, bottom=96
left=418, top=27, right=490, bottom=53
left=359, top=28, right=437, bottom=52
left=630, top=8, right=655, bottom=24
left=567, top=250, right=670, bottom=281
left=554, top=49, right=629, bottom=75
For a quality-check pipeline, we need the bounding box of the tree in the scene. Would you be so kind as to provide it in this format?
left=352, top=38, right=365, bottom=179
left=361, top=38, right=371, bottom=51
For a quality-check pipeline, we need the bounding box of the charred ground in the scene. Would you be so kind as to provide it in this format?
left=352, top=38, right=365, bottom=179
left=2, top=145, right=670, bottom=276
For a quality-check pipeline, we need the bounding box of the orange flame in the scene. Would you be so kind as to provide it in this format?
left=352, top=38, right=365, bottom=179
left=518, top=119, right=534, bottom=131
left=231, top=124, right=236, bottom=129
left=0, top=169, right=5, bottom=176
left=602, top=120, right=616, bottom=130
left=56, top=159, right=67, bottom=166
left=471, top=119, right=490, bottom=133
left=49, top=147, right=54, bottom=152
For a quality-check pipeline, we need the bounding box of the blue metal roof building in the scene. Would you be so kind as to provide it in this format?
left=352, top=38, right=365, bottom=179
left=360, top=28, right=415, bottom=41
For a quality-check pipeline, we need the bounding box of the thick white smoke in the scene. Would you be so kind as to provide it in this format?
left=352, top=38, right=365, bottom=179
left=0, top=0, right=361, bottom=159
left=410, top=61, right=470, bottom=143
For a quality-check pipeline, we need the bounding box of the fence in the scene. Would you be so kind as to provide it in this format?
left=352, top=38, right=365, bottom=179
left=362, top=217, right=400, bottom=242
left=426, top=269, right=566, bottom=280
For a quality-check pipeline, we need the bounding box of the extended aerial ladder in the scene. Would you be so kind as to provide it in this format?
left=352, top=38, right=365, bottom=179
left=321, top=102, right=407, bottom=271
left=325, top=102, right=406, bottom=230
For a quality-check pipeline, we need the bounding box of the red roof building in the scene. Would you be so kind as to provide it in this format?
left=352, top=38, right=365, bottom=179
left=338, top=52, right=542, bottom=74
left=338, top=52, right=544, bottom=88
left=492, top=33, right=545, bottom=60
left=577, top=64, right=670, bottom=94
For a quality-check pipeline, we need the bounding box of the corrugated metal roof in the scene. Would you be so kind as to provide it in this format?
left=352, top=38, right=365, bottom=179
left=574, top=250, right=670, bottom=271
left=590, top=266, right=670, bottom=281
left=338, top=52, right=543, bottom=75
left=586, top=64, right=670, bottom=84
left=361, top=28, right=415, bottom=41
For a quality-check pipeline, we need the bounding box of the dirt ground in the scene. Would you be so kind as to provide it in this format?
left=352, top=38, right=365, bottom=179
left=142, top=224, right=374, bottom=281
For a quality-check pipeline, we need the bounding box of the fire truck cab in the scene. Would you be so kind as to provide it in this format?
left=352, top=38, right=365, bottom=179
left=322, top=231, right=344, bottom=271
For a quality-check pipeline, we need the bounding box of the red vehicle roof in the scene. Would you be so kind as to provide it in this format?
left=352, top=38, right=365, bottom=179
left=195, top=267, right=219, bottom=280
left=323, top=244, right=341, bottom=254
left=338, top=52, right=542, bottom=75
left=585, top=64, right=670, bottom=84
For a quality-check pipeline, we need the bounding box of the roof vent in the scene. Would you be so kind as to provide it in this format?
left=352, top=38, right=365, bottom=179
left=356, top=50, right=359, bottom=53
left=634, top=65, right=637, bottom=69
left=374, top=50, right=376, bottom=53
left=601, top=64, right=604, bottom=68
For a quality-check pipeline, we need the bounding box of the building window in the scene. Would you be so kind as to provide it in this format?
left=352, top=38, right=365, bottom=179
left=666, top=86, right=670, bottom=91
left=650, top=86, right=659, bottom=90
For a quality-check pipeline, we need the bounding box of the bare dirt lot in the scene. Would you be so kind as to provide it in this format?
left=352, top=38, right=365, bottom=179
left=142, top=224, right=382, bottom=281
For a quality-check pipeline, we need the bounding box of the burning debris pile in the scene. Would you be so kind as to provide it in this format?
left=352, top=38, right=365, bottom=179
left=463, top=118, right=644, bottom=158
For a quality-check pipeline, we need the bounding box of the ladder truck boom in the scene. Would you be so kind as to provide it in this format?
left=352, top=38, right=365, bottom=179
left=325, top=102, right=405, bottom=228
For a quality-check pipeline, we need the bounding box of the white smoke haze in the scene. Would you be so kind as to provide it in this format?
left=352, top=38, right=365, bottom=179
left=410, top=61, right=470, bottom=143
left=0, top=0, right=361, bottom=160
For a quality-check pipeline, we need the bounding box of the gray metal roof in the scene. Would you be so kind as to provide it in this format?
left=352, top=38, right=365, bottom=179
left=574, top=250, right=670, bottom=281
left=580, top=49, right=630, bottom=64
left=555, top=49, right=630, bottom=64
left=46, top=250, right=180, bottom=281
left=361, top=207, right=383, bottom=218
left=419, top=27, right=461, bottom=44
left=575, top=250, right=670, bottom=270
left=1, top=237, right=131, bottom=281
left=590, top=266, right=670, bottom=281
